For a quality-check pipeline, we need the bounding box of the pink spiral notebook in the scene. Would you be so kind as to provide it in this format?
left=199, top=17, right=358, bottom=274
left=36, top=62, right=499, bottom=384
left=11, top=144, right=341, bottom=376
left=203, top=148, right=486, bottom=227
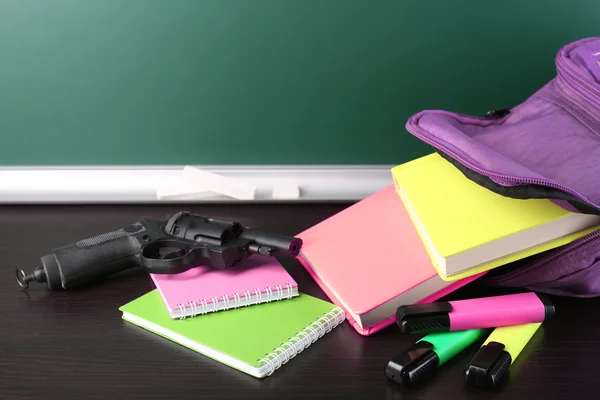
left=150, top=255, right=299, bottom=319
left=297, top=184, right=483, bottom=336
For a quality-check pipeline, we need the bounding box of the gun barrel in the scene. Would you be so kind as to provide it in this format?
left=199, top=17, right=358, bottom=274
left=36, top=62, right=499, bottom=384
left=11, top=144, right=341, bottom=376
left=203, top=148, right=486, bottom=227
left=241, top=230, right=302, bottom=258
left=166, top=212, right=302, bottom=258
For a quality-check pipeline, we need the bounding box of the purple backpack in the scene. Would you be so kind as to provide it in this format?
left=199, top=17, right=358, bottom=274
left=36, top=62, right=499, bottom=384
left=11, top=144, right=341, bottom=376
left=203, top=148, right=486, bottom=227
left=405, top=37, right=600, bottom=297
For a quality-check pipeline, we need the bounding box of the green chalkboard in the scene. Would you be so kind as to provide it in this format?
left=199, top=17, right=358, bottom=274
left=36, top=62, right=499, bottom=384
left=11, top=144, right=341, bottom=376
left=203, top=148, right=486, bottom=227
left=1, top=0, right=599, bottom=165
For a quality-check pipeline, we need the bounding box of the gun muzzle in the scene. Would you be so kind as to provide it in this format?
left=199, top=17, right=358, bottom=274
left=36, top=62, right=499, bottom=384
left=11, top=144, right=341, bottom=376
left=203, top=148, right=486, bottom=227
left=241, top=230, right=302, bottom=258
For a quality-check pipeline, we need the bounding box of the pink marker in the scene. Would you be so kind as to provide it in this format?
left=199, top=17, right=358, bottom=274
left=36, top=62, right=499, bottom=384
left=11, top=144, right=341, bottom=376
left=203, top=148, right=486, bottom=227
left=396, top=292, right=554, bottom=334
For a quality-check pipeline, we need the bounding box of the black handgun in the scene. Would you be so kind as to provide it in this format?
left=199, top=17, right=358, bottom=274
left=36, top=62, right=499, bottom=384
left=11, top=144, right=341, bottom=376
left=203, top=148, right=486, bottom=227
left=16, top=211, right=302, bottom=290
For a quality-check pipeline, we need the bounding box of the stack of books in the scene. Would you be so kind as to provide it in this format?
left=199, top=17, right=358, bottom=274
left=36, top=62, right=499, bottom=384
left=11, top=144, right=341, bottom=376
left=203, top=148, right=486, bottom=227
left=296, top=152, right=600, bottom=335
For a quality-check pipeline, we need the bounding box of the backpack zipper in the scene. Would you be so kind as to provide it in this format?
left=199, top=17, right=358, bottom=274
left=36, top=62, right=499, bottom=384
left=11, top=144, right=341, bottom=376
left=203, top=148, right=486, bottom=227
left=484, top=108, right=511, bottom=119
left=556, top=40, right=600, bottom=106
left=406, top=115, right=581, bottom=193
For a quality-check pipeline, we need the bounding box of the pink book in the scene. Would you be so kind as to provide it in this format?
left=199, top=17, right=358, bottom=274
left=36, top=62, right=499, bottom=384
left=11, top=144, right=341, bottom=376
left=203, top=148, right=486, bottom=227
left=150, top=255, right=298, bottom=319
left=297, top=184, right=484, bottom=336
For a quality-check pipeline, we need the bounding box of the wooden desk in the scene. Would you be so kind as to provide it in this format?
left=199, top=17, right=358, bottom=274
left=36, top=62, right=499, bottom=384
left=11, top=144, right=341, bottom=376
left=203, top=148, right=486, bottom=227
left=1, top=203, right=596, bottom=399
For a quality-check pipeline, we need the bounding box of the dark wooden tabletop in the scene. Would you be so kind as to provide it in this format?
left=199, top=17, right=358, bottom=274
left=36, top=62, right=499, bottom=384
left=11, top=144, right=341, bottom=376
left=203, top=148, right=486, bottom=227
left=0, top=203, right=596, bottom=400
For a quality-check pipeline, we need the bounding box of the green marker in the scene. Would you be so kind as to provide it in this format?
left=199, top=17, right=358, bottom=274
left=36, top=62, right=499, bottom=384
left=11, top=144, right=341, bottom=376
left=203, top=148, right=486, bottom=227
left=385, top=329, right=490, bottom=386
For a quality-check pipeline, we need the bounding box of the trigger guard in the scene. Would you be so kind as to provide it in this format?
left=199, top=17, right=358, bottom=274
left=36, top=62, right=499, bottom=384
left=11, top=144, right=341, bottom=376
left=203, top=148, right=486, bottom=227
left=140, top=239, right=197, bottom=274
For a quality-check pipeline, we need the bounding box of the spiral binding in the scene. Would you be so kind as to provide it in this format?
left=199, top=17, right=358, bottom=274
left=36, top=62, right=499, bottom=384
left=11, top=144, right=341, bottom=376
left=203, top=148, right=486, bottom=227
left=258, top=306, right=346, bottom=376
left=175, top=282, right=295, bottom=319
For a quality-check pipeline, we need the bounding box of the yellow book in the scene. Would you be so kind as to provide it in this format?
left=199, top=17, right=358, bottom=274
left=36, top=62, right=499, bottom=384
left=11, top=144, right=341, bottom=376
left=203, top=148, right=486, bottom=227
left=391, top=153, right=600, bottom=281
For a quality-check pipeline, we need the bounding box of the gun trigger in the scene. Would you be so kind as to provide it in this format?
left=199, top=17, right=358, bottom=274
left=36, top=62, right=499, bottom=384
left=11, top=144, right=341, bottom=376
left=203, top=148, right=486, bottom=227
left=158, top=247, right=186, bottom=259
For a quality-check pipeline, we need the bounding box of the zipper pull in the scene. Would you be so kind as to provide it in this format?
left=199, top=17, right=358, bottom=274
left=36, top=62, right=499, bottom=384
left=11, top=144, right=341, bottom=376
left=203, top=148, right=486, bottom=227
left=484, top=108, right=510, bottom=119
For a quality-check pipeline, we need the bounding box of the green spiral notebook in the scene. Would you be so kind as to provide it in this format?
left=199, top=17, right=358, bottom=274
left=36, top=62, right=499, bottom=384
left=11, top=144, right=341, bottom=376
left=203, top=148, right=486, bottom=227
left=119, top=290, right=345, bottom=378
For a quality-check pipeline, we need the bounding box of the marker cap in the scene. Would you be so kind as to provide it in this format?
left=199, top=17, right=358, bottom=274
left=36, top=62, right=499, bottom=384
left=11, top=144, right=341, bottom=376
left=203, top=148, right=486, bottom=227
left=385, top=329, right=488, bottom=386
left=463, top=341, right=512, bottom=390
left=396, top=302, right=452, bottom=334
left=384, top=341, right=439, bottom=386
